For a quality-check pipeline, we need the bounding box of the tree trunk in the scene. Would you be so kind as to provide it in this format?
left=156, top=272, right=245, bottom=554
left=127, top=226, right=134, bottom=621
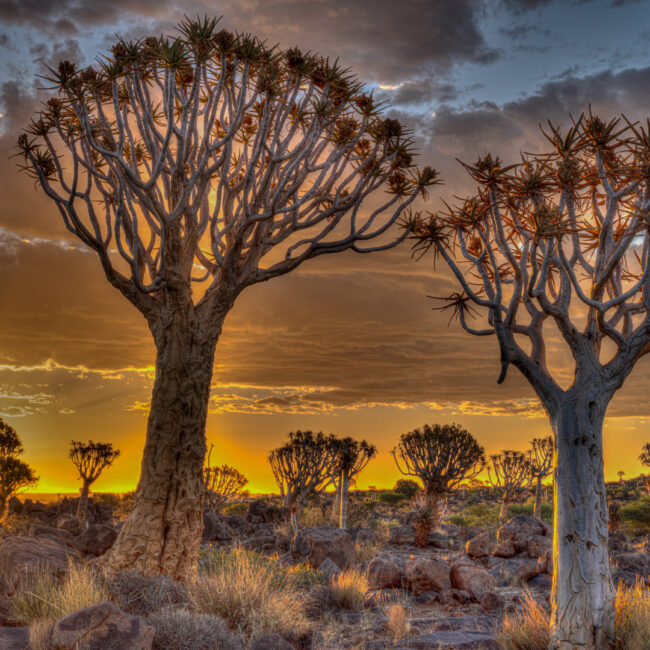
left=103, top=312, right=218, bottom=580
left=0, top=495, right=7, bottom=521
left=339, top=471, right=349, bottom=529
left=549, top=392, right=615, bottom=649
left=534, top=475, right=543, bottom=520
left=76, top=480, right=90, bottom=528
left=425, top=490, right=441, bottom=528
left=499, top=499, right=508, bottom=523
left=332, top=481, right=341, bottom=520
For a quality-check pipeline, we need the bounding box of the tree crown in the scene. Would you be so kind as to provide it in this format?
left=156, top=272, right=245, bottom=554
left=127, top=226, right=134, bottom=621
left=69, top=440, right=120, bottom=484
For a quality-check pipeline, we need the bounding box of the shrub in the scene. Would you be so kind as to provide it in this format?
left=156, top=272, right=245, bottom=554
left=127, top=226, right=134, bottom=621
left=9, top=562, right=107, bottom=627
left=386, top=603, right=407, bottom=642
left=449, top=503, right=501, bottom=531
left=393, top=479, right=421, bottom=499
left=147, top=607, right=242, bottom=650
left=615, top=581, right=650, bottom=649
left=222, top=502, right=248, bottom=516
left=377, top=491, right=407, bottom=505
left=28, top=619, right=54, bottom=650
left=620, top=496, right=650, bottom=533
left=355, top=542, right=380, bottom=564
left=190, top=547, right=310, bottom=644
left=106, top=570, right=188, bottom=617
left=496, top=590, right=549, bottom=650
left=507, top=501, right=553, bottom=525
left=329, top=569, right=367, bottom=611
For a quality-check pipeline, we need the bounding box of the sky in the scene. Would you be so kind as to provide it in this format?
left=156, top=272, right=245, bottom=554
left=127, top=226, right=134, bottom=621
left=1, top=0, right=650, bottom=495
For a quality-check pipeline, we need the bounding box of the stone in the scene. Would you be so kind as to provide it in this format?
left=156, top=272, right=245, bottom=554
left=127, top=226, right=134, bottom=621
left=497, top=515, right=548, bottom=554
left=56, top=515, right=82, bottom=537
left=29, top=524, right=74, bottom=543
left=348, top=526, right=378, bottom=545
left=465, top=532, right=493, bottom=558
left=202, top=512, right=233, bottom=541
left=492, top=540, right=516, bottom=558
left=250, top=633, right=295, bottom=650
left=480, top=591, right=505, bottom=611
left=526, top=534, right=552, bottom=559
left=390, top=630, right=498, bottom=649
left=247, top=501, right=285, bottom=525
left=517, top=558, right=544, bottom=582
left=610, top=551, right=650, bottom=587
left=488, top=557, right=537, bottom=587
left=450, top=560, right=496, bottom=601
left=291, top=526, right=355, bottom=570
left=528, top=573, right=553, bottom=589
left=404, top=557, right=451, bottom=595
left=388, top=525, right=415, bottom=545
left=318, top=557, right=342, bottom=582
left=0, top=627, right=29, bottom=649
left=51, top=601, right=154, bottom=650
left=367, top=555, right=403, bottom=589
left=225, top=514, right=252, bottom=536
left=72, top=524, right=118, bottom=556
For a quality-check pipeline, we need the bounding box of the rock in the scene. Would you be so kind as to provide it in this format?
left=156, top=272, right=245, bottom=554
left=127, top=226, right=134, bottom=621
left=72, top=524, right=118, bottom=556
left=291, top=526, right=355, bottom=570
left=250, top=633, right=295, bottom=650
left=465, top=533, right=493, bottom=558
left=480, top=591, right=505, bottom=611
left=528, top=573, right=552, bottom=589
left=450, top=560, right=496, bottom=601
left=497, top=515, right=548, bottom=554
left=610, top=551, right=650, bottom=587
left=318, top=557, right=342, bottom=582
left=51, top=601, right=154, bottom=650
left=202, top=512, right=233, bottom=541
left=492, top=540, right=516, bottom=558
left=526, top=535, right=552, bottom=559
left=439, top=523, right=461, bottom=537
left=247, top=501, right=285, bottom=525
left=517, top=558, right=544, bottom=582
left=0, top=536, right=78, bottom=597
left=404, top=557, right=451, bottom=595
left=390, top=630, right=498, bottom=649
left=428, top=531, right=449, bottom=549
left=367, top=555, right=403, bottom=589
left=348, top=526, right=378, bottom=545
left=242, top=536, right=277, bottom=552
left=388, top=525, right=415, bottom=545
left=0, top=627, right=29, bottom=649
left=57, top=515, right=82, bottom=536
left=225, top=514, right=252, bottom=536
left=29, top=524, right=74, bottom=543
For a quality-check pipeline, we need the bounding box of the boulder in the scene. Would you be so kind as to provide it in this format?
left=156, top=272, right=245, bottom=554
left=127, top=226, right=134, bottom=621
left=250, top=633, right=295, bottom=650
left=0, top=536, right=78, bottom=597
left=348, top=526, right=379, bottom=545
left=51, top=601, right=154, bottom=649
left=526, top=535, right=552, bottom=559
left=247, top=501, right=285, bottom=525
left=492, top=540, right=516, bottom=558
left=291, top=526, right=355, bottom=570
left=202, top=512, right=233, bottom=541
left=225, top=514, right=253, bottom=536
left=465, top=533, right=493, bottom=558
left=517, top=558, right=544, bottom=582
left=0, top=627, right=29, bottom=649
left=611, top=551, right=650, bottom=587
left=318, top=557, right=342, bottom=582
left=57, top=515, right=82, bottom=537
left=29, top=524, right=74, bottom=544
left=367, top=555, right=403, bottom=589
left=528, top=573, right=553, bottom=589
left=388, top=525, right=415, bottom=545
left=497, top=515, right=549, bottom=554
left=404, top=557, right=451, bottom=595
left=73, top=524, right=118, bottom=556
left=450, top=559, right=496, bottom=601
left=480, top=591, right=505, bottom=611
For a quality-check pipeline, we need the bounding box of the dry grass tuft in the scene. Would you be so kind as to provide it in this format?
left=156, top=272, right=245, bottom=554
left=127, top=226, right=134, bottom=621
left=386, top=603, right=407, bottom=641
left=615, top=581, right=650, bottom=650
left=355, top=542, right=380, bottom=564
left=496, top=590, right=549, bottom=650
left=106, top=570, right=188, bottom=617
left=28, top=619, right=55, bottom=650
left=329, top=568, right=368, bottom=611
left=189, top=547, right=310, bottom=644
left=146, top=607, right=242, bottom=650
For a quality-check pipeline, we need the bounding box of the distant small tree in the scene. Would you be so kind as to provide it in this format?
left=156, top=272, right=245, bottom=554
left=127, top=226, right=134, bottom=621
left=392, top=423, right=485, bottom=526
left=203, top=455, right=248, bottom=516
left=393, top=478, right=421, bottom=498
left=329, top=437, right=376, bottom=529
left=69, top=440, right=120, bottom=527
left=640, top=443, right=650, bottom=468
left=488, top=451, right=532, bottom=521
left=0, top=420, right=38, bottom=519
left=269, top=431, right=337, bottom=532
left=528, top=436, right=553, bottom=520
left=617, top=470, right=625, bottom=483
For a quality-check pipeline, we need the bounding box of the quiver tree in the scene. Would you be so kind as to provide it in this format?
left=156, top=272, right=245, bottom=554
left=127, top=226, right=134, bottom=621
left=639, top=442, right=650, bottom=467
left=203, top=445, right=248, bottom=513
left=527, top=436, right=552, bottom=519
left=18, top=16, right=438, bottom=579
left=329, top=436, right=376, bottom=529
left=69, top=440, right=120, bottom=527
left=487, top=450, right=532, bottom=521
left=0, top=420, right=38, bottom=519
left=404, top=111, right=650, bottom=647
left=392, top=423, right=485, bottom=526
left=269, top=430, right=337, bottom=531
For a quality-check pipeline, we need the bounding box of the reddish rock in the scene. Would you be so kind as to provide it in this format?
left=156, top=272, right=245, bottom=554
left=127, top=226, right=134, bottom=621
left=73, top=524, right=118, bottom=556
left=450, top=560, right=496, bottom=602
left=291, top=526, right=355, bottom=570
left=367, top=555, right=403, bottom=589
left=492, top=540, right=516, bottom=558
left=56, top=515, right=82, bottom=537
left=465, top=533, right=493, bottom=559
left=405, top=557, right=451, bottom=595
left=526, top=535, right=552, bottom=559
left=497, top=515, right=548, bottom=554
left=480, top=591, right=505, bottom=611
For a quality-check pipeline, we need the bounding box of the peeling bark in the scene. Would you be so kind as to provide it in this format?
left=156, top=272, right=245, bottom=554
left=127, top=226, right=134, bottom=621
left=534, top=476, right=543, bottom=520
left=76, top=481, right=90, bottom=529
left=549, top=391, right=615, bottom=650
left=339, top=471, right=349, bottom=529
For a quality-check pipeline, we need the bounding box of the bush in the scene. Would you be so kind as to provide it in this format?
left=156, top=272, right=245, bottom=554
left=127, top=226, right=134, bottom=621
left=507, top=502, right=553, bottom=525
left=329, top=569, right=367, bottom=611
left=222, top=502, right=248, bottom=516
left=190, top=547, right=310, bottom=644
left=147, top=607, right=242, bottom=650
left=386, top=603, right=407, bottom=642
left=106, top=570, right=188, bottom=617
left=616, top=582, right=650, bottom=649
left=620, top=496, right=650, bottom=533
left=449, top=503, right=501, bottom=530
left=377, top=491, right=407, bottom=505
left=497, top=590, right=549, bottom=650
left=393, top=479, right=421, bottom=499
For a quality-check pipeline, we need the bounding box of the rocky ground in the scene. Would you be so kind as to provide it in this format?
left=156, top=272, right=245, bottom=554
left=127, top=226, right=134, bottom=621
left=0, top=493, right=647, bottom=649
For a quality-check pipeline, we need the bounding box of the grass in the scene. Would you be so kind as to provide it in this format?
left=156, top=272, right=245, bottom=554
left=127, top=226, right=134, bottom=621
left=190, top=547, right=312, bottom=644
left=106, top=570, right=188, bottom=617
left=386, top=603, right=408, bottom=642
left=620, top=495, right=650, bottom=533
left=615, top=582, right=650, bottom=649
left=496, top=590, right=549, bottom=650
left=355, top=541, right=381, bottom=564
left=329, top=568, right=368, bottom=611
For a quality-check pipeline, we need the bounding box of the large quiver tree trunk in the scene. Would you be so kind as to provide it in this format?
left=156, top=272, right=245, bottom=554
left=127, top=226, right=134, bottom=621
left=549, top=389, right=615, bottom=650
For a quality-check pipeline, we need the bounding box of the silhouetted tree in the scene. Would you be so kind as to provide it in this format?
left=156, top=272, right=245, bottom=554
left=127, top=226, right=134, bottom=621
left=640, top=443, right=650, bottom=468
left=18, top=15, right=438, bottom=578
left=203, top=445, right=248, bottom=513
left=404, top=112, right=650, bottom=646
left=393, top=478, right=421, bottom=498
left=528, top=436, right=552, bottom=519
left=617, top=470, right=625, bottom=483
left=269, top=431, right=337, bottom=531
left=488, top=450, right=532, bottom=521
left=0, top=420, right=38, bottom=518
left=392, top=423, right=485, bottom=526
left=329, top=437, right=376, bottom=528
left=69, top=440, right=120, bottom=527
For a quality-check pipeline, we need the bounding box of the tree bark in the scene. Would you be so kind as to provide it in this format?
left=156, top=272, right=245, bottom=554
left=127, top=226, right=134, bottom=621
left=339, top=471, right=349, bottom=529
left=499, top=499, right=508, bottom=523
left=0, top=495, right=7, bottom=521
left=76, top=480, right=90, bottom=529
left=549, top=391, right=615, bottom=650
left=534, top=475, right=543, bottom=520
left=102, top=309, right=219, bottom=579
left=425, top=490, right=442, bottom=528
